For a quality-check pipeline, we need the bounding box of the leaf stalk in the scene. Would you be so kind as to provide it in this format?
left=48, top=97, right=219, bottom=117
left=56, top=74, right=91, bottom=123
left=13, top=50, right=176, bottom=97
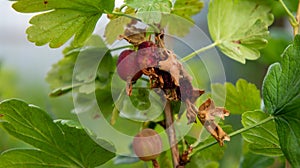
left=279, top=0, right=299, bottom=35
left=180, top=41, right=219, bottom=62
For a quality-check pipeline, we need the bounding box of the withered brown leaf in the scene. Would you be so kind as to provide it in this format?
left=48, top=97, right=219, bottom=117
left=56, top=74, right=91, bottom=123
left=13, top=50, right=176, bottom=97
left=197, top=98, right=230, bottom=146
left=159, top=52, right=182, bottom=86
left=120, top=26, right=146, bottom=46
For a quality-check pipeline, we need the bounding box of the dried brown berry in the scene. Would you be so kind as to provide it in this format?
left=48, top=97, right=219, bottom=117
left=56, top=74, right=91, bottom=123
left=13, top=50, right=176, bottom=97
left=132, top=128, right=163, bottom=161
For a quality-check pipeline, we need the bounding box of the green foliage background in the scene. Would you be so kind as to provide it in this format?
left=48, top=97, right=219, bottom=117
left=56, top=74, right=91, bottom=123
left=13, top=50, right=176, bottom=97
left=1, top=0, right=299, bottom=167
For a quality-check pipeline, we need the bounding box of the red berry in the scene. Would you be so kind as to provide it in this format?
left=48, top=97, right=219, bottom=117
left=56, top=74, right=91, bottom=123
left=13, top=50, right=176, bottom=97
left=132, top=129, right=163, bottom=161
left=138, top=41, right=155, bottom=49
left=117, top=50, right=141, bottom=81
left=137, top=41, right=158, bottom=69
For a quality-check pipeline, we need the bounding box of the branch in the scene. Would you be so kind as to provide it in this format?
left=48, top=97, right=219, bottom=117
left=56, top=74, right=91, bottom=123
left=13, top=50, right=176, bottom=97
left=164, top=100, right=180, bottom=167
left=109, top=45, right=133, bottom=52
left=279, top=0, right=299, bottom=35
left=189, top=115, right=274, bottom=156
left=296, top=0, right=300, bottom=35
left=180, top=41, right=219, bottom=62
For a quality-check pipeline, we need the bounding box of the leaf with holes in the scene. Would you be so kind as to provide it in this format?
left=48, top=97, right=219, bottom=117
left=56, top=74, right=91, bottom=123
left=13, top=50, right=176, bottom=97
left=262, top=35, right=300, bottom=167
left=207, top=0, right=273, bottom=63
left=0, top=99, right=115, bottom=168
left=12, top=0, right=114, bottom=48
left=241, top=110, right=282, bottom=156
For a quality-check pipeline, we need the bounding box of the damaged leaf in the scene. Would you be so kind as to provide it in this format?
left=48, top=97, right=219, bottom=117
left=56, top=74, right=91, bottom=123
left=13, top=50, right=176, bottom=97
left=120, top=25, right=147, bottom=46
left=197, top=98, right=230, bottom=146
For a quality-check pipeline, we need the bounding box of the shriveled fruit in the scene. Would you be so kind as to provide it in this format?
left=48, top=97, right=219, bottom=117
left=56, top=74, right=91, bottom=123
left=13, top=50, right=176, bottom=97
left=132, top=128, right=163, bottom=161
left=137, top=41, right=158, bottom=69
left=117, top=50, right=141, bottom=81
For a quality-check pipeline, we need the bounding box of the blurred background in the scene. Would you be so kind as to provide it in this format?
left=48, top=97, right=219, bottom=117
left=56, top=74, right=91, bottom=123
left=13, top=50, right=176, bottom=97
left=0, top=0, right=296, bottom=167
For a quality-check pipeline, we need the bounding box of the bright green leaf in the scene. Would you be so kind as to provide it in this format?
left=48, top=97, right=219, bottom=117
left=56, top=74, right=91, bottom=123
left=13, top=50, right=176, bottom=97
left=172, top=0, right=204, bottom=22
left=212, top=79, right=261, bottom=114
left=241, top=110, right=282, bottom=156
left=125, top=0, right=172, bottom=24
left=207, top=0, right=274, bottom=63
left=262, top=35, right=300, bottom=167
left=0, top=149, right=71, bottom=168
left=240, top=152, right=275, bottom=168
left=0, top=99, right=115, bottom=167
left=12, top=0, right=114, bottom=48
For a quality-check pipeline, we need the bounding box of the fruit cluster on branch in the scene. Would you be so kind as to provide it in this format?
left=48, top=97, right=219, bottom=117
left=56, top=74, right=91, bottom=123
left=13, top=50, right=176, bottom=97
left=116, top=25, right=230, bottom=166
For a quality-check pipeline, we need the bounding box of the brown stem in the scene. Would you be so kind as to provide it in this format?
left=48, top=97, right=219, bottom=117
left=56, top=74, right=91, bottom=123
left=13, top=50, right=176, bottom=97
left=296, top=0, right=300, bottom=35
left=164, top=100, right=180, bottom=168
left=152, top=159, right=160, bottom=168
left=285, top=159, right=291, bottom=168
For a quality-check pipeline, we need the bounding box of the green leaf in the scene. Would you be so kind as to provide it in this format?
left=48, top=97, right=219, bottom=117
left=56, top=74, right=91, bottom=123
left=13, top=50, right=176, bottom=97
left=262, top=35, right=300, bottom=167
left=125, top=0, right=172, bottom=24
left=160, top=14, right=194, bottom=37
left=46, top=54, right=77, bottom=90
left=12, top=0, right=114, bottom=48
left=46, top=35, right=114, bottom=96
left=104, top=16, right=132, bottom=44
left=240, top=152, right=274, bottom=168
left=211, top=79, right=261, bottom=114
left=187, top=125, right=232, bottom=168
left=120, top=88, right=164, bottom=122
left=241, top=110, right=282, bottom=156
left=187, top=141, right=223, bottom=168
left=0, top=149, right=71, bottom=168
left=207, top=0, right=274, bottom=63
left=172, top=0, right=204, bottom=22
left=0, top=99, right=115, bottom=167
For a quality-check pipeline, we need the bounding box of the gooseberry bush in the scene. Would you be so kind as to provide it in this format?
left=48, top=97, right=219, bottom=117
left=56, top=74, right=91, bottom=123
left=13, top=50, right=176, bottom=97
left=0, top=0, right=300, bottom=167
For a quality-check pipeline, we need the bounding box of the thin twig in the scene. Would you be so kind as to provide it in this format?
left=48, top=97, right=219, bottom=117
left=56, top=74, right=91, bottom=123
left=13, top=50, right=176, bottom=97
left=152, top=159, right=160, bottom=168
left=164, top=100, right=180, bottom=168
left=279, top=0, right=299, bottom=35
left=180, top=41, right=219, bottom=62
left=109, top=45, right=133, bottom=52
left=295, top=0, right=300, bottom=35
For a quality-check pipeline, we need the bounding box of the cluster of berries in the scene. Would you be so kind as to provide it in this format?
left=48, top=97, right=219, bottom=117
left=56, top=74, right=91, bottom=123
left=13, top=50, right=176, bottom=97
left=117, top=41, right=202, bottom=103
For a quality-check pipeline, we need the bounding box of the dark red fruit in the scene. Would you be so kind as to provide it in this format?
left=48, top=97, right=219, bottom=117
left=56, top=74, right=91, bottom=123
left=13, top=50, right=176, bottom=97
left=137, top=41, right=158, bottom=69
left=117, top=50, right=141, bottom=81
left=138, top=41, right=155, bottom=49
left=132, top=128, right=163, bottom=161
